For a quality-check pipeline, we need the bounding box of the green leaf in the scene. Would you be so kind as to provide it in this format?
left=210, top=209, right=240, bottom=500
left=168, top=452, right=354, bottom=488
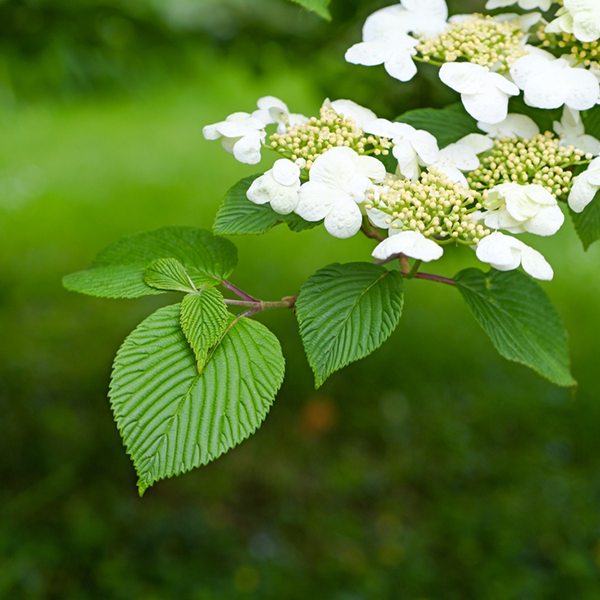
left=213, top=175, right=321, bottom=235
left=296, top=262, right=404, bottom=388
left=213, top=176, right=280, bottom=236
left=286, top=0, right=331, bottom=20
left=63, top=226, right=237, bottom=299
left=143, top=258, right=198, bottom=293
left=180, top=288, right=229, bottom=370
left=455, top=268, right=576, bottom=387
left=283, top=212, right=322, bottom=232
left=571, top=189, right=600, bottom=250
left=396, top=104, right=479, bottom=147
left=110, top=304, right=285, bottom=496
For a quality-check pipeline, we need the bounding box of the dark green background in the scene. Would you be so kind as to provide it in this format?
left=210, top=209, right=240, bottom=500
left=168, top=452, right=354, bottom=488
left=1, top=1, right=600, bottom=598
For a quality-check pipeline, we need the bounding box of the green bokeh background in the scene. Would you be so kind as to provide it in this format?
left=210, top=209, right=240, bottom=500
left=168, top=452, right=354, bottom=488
left=1, top=1, right=600, bottom=598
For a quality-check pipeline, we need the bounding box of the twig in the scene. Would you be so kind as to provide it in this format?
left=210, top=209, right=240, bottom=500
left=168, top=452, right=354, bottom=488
left=221, top=280, right=260, bottom=303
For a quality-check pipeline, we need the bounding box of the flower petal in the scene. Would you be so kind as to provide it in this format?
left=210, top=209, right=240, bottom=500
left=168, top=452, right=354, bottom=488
left=520, top=245, right=554, bottom=280
left=324, top=200, right=363, bottom=238
left=232, top=132, right=264, bottom=165
left=384, top=51, right=418, bottom=82
left=296, top=182, right=347, bottom=221
left=462, top=86, right=510, bottom=124
left=568, top=175, right=599, bottom=212
left=440, top=62, right=486, bottom=94
left=523, top=204, right=565, bottom=236
left=272, top=159, right=301, bottom=187
left=345, top=41, right=391, bottom=67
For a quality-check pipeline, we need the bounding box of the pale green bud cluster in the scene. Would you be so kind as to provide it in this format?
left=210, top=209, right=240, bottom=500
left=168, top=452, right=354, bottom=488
left=467, top=133, right=591, bottom=200
left=417, top=14, right=528, bottom=71
left=365, top=169, right=489, bottom=244
left=536, top=27, right=600, bottom=69
left=268, top=106, right=390, bottom=170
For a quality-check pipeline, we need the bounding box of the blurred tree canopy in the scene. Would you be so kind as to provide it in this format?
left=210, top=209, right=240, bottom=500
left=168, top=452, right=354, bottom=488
left=0, top=0, right=478, bottom=114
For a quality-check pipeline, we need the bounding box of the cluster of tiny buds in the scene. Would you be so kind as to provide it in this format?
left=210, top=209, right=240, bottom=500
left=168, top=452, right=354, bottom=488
left=268, top=107, right=390, bottom=170
left=417, top=14, right=528, bottom=71
left=467, top=133, right=591, bottom=199
left=364, top=169, right=489, bottom=244
left=536, top=27, right=600, bottom=69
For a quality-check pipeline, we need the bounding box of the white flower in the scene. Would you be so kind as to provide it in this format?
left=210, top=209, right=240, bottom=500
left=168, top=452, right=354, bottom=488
left=295, top=147, right=386, bottom=238
left=431, top=134, right=494, bottom=187
left=568, top=156, right=600, bottom=212
left=553, top=107, right=600, bottom=155
left=252, top=96, right=308, bottom=134
left=361, top=0, right=449, bottom=40
left=363, top=119, right=439, bottom=181
left=476, top=232, right=554, bottom=280
left=547, top=0, right=600, bottom=43
left=478, top=114, right=540, bottom=139
left=439, top=63, right=519, bottom=124
left=203, top=112, right=266, bottom=165
left=345, top=31, right=420, bottom=82
left=372, top=230, right=443, bottom=262
left=479, top=183, right=565, bottom=236
left=327, top=99, right=377, bottom=129
left=247, top=159, right=301, bottom=215
left=485, top=0, right=552, bottom=11
left=510, top=50, right=599, bottom=111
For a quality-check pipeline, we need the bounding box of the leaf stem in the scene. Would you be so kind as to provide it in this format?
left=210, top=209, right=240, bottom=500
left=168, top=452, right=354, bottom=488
left=404, top=259, right=422, bottom=279
left=224, top=295, right=298, bottom=314
left=413, top=272, right=456, bottom=286
left=361, top=220, right=385, bottom=243
left=222, top=280, right=261, bottom=303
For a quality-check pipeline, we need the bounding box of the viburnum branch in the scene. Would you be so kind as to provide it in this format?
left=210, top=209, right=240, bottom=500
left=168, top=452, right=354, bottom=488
left=224, top=295, right=298, bottom=313
left=360, top=220, right=385, bottom=243
left=221, top=280, right=261, bottom=303
left=413, top=272, right=455, bottom=286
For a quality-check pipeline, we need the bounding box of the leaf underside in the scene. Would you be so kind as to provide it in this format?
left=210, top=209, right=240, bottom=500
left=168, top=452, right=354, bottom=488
left=296, top=262, right=404, bottom=388
left=455, top=268, right=575, bottom=387
left=63, top=226, right=237, bottom=299
left=110, top=304, right=285, bottom=496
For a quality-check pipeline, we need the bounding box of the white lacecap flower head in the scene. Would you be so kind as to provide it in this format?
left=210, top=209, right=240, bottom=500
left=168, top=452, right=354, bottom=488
left=510, top=49, right=600, bottom=111
left=568, top=156, right=600, bottom=213
left=553, top=106, right=600, bottom=156
left=482, top=182, right=565, bottom=236
left=247, top=159, right=301, bottom=215
left=363, top=119, right=439, bottom=181
left=439, top=63, right=519, bottom=124
left=478, top=114, right=540, bottom=140
left=372, top=230, right=444, bottom=262
left=252, top=96, right=308, bottom=134
left=476, top=231, right=554, bottom=280
left=203, top=112, right=267, bottom=165
left=546, top=0, right=600, bottom=43
left=295, top=147, right=386, bottom=239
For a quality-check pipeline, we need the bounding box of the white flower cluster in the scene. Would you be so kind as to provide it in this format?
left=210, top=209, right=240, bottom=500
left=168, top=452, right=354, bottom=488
left=345, top=0, right=600, bottom=125
left=202, top=0, right=600, bottom=283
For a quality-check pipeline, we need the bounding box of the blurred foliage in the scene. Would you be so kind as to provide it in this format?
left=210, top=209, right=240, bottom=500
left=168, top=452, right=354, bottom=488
left=1, top=0, right=600, bottom=598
